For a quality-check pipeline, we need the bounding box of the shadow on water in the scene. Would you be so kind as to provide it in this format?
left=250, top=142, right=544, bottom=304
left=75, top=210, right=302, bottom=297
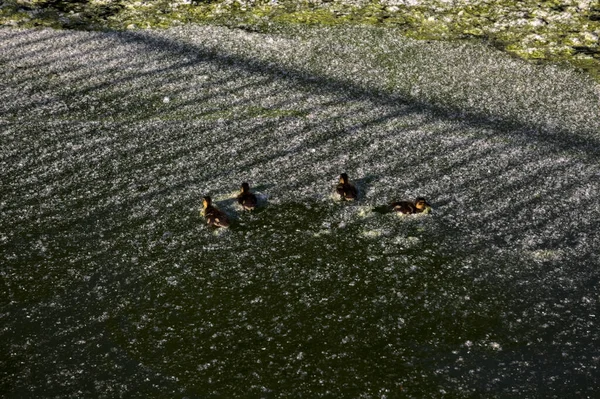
left=1, top=26, right=600, bottom=397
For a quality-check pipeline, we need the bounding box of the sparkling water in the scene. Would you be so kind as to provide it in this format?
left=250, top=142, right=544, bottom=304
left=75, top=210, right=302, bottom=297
left=2, top=25, right=599, bottom=398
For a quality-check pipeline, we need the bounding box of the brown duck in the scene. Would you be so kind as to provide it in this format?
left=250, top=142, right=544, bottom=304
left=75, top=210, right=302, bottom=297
left=202, top=196, right=230, bottom=228
left=237, top=182, right=258, bottom=211
left=336, top=173, right=358, bottom=201
left=391, top=197, right=431, bottom=215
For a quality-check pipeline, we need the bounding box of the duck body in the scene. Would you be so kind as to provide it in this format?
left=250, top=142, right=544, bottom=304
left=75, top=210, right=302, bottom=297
left=391, top=197, right=431, bottom=215
left=336, top=173, right=358, bottom=201
left=202, top=196, right=230, bottom=228
left=391, top=200, right=417, bottom=214
left=237, top=182, right=258, bottom=211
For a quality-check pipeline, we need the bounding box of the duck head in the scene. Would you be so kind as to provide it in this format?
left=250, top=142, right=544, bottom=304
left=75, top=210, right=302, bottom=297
left=414, top=197, right=431, bottom=211
left=339, top=173, right=349, bottom=184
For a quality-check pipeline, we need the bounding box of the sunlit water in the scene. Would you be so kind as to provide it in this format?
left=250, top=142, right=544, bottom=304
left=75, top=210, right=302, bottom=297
left=1, top=25, right=600, bottom=398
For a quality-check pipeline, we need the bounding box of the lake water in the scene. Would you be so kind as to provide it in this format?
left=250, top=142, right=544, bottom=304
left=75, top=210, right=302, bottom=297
left=1, top=25, right=600, bottom=398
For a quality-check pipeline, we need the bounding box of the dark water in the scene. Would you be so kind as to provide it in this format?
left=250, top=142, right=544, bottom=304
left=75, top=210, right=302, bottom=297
left=3, top=193, right=598, bottom=398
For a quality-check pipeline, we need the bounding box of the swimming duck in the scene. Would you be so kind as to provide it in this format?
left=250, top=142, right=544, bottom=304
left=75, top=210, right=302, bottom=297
left=391, top=197, right=431, bottom=215
left=336, top=173, right=358, bottom=201
left=237, top=182, right=258, bottom=211
left=202, top=196, right=230, bottom=228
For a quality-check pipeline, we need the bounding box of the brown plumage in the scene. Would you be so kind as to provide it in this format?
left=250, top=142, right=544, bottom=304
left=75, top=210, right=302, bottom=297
left=237, top=182, right=258, bottom=211
left=336, top=173, right=358, bottom=201
left=391, top=197, right=431, bottom=215
left=202, top=196, right=230, bottom=228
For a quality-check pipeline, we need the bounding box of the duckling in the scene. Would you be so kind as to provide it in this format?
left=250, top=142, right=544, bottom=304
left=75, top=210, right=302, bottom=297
left=391, top=197, right=431, bottom=215
left=202, top=196, right=230, bottom=228
left=237, top=182, right=258, bottom=211
left=336, top=173, right=358, bottom=201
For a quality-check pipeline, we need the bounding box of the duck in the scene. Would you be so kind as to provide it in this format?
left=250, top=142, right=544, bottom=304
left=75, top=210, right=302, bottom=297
left=202, top=196, right=230, bottom=228
left=391, top=197, right=431, bottom=215
left=237, top=182, right=258, bottom=211
left=336, top=173, right=358, bottom=201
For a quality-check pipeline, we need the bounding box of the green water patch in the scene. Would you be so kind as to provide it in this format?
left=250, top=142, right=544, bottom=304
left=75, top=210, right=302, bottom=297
left=90, top=200, right=514, bottom=396
left=3, top=195, right=596, bottom=396
left=2, top=0, right=598, bottom=82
